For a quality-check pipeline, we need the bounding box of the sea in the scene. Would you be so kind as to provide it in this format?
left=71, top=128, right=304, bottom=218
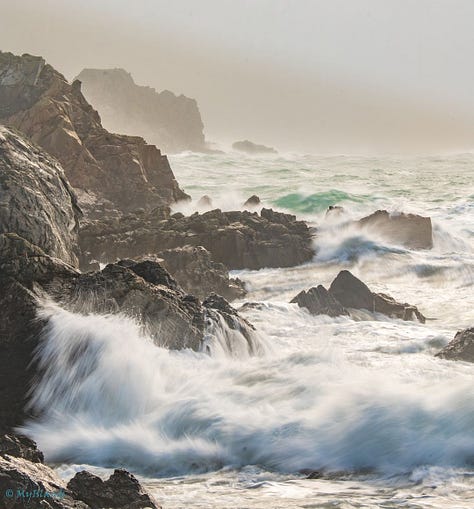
left=22, top=151, right=474, bottom=508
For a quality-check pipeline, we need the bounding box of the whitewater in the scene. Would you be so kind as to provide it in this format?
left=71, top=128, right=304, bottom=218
left=21, top=151, right=474, bottom=508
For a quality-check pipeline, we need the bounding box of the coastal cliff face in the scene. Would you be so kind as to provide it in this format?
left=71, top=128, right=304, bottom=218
left=0, top=52, right=188, bottom=216
left=75, top=68, right=206, bottom=153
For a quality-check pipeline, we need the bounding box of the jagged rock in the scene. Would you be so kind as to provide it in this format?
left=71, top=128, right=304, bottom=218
left=0, top=126, right=80, bottom=266
left=0, top=52, right=188, bottom=216
left=291, top=285, right=349, bottom=317
left=0, top=234, right=256, bottom=429
left=243, top=195, right=261, bottom=208
left=232, top=140, right=277, bottom=154
left=0, top=434, right=44, bottom=463
left=0, top=454, right=88, bottom=508
left=157, top=245, right=246, bottom=301
left=67, top=469, right=160, bottom=509
left=197, top=195, right=213, bottom=208
left=436, top=328, right=474, bottom=362
left=328, top=270, right=426, bottom=322
left=358, top=210, right=433, bottom=249
left=75, top=67, right=206, bottom=154
left=79, top=208, right=314, bottom=270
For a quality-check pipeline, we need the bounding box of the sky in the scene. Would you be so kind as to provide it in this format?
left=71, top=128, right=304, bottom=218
left=2, top=0, right=474, bottom=153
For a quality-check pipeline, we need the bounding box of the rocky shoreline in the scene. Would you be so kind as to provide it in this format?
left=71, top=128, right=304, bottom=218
left=0, top=51, right=472, bottom=508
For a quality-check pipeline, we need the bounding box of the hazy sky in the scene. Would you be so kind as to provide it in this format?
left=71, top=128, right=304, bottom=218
left=2, top=0, right=474, bottom=153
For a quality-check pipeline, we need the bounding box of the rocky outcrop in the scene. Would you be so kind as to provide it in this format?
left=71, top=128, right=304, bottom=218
left=291, top=271, right=426, bottom=322
left=67, top=469, right=160, bottom=509
left=79, top=207, right=314, bottom=270
left=328, top=270, right=426, bottom=322
left=291, top=285, right=349, bottom=317
left=157, top=245, right=246, bottom=301
left=0, top=434, right=44, bottom=463
left=243, top=195, right=261, bottom=208
left=357, top=210, right=433, bottom=249
left=0, top=52, right=188, bottom=216
left=0, top=435, right=159, bottom=508
left=0, top=126, right=80, bottom=266
left=232, top=140, right=277, bottom=154
left=0, top=233, right=256, bottom=429
left=75, top=67, right=206, bottom=153
left=0, top=454, right=88, bottom=508
left=436, top=328, right=474, bottom=362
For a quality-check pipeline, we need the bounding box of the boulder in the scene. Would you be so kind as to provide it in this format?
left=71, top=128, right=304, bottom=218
left=67, top=469, right=160, bottom=509
left=197, top=195, right=213, bottom=208
left=0, top=454, right=88, bottom=508
left=0, top=126, right=80, bottom=266
left=75, top=67, right=206, bottom=154
left=157, top=245, right=246, bottom=301
left=0, top=434, right=44, bottom=463
left=243, top=195, right=261, bottom=208
left=0, top=52, right=188, bottom=216
left=291, top=285, right=349, bottom=317
left=232, top=140, right=277, bottom=154
left=357, top=210, right=433, bottom=249
left=328, top=270, right=426, bottom=322
left=79, top=208, right=315, bottom=270
left=435, top=328, right=474, bottom=362
left=325, top=205, right=344, bottom=217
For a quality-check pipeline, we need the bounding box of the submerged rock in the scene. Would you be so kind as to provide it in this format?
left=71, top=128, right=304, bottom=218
left=0, top=51, right=188, bottom=216
left=436, top=328, right=474, bottom=362
left=232, top=139, right=277, bottom=154
left=357, top=210, right=433, bottom=249
left=197, top=194, right=213, bottom=208
left=67, top=469, right=160, bottom=509
left=291, top=285, right=349, bottom=317
left=0, top=126, right=81, bottom=266
left=328, top=270, right=426, bottom=322
left=79, top=207, right=314, bottom=270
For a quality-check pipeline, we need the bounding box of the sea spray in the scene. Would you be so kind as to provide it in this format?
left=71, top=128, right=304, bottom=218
left=21, top=303, right=474, bottom=477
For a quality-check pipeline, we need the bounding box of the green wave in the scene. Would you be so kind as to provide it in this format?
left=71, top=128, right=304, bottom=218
left=273, top=190, right=372, bottom=213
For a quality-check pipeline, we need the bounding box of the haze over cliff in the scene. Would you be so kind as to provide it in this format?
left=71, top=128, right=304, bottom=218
left=75, top=68, right=206, bottom=153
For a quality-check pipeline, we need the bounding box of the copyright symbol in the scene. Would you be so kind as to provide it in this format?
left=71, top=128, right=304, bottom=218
left=5, top=489, right=13, bottom=498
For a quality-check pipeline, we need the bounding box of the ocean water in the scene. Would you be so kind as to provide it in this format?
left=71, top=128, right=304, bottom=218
left=22, top=152, right=474, bottom=508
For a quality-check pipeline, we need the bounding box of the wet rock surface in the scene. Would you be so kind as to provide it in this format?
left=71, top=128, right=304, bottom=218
left=291, top=285, right=349, bottom=317
left=357, top=210, right=433, bottom=249
left=0, top=52, right=188, bottom=216
left=436, top=328, right=474, bottom=362
left=79, top=207, right=314, bottom=270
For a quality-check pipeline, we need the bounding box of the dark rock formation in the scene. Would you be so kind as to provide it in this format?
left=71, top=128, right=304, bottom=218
left=157, top=245, right=246, bottom=301
left=0, top=434, right=44, bottom=463
left=67, top=469, right=160, bottom=509
left=328, top=270, right=426, bottom=322
left=232, top=140, right=277, bottom=154
left=75, top=67, right=206, bottom=154
left=79, top=208, right=314, bottom=270
left=197, top=195, right=213, bottom=208
left=0, top=52, right=188, bottom=216
left=358, top=210, right=433, bottom=249
left=0, top=454, right=88, bottom=508
left=0, top=233, right=256, bottom=429
left=243, top=195, right=261, bottom=208
left=291, top=285, right=349, bottom=317
left=436, top=328, right=474, bottom=362
left=325, top=205, right=345, bottom=217
left=0, top=126, right=80, bottom=266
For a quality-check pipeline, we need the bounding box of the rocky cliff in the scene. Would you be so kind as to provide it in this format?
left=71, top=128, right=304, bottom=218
left=75, top=68, right=206, bottom=153
left=0, top=52, right=188, bottom=216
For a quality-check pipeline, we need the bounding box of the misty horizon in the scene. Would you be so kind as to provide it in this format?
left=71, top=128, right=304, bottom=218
left=2, top=0, right=474, bottom=153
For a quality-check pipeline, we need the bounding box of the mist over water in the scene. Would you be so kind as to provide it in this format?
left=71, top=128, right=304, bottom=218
left=20, top=151, right=474, bottom=508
